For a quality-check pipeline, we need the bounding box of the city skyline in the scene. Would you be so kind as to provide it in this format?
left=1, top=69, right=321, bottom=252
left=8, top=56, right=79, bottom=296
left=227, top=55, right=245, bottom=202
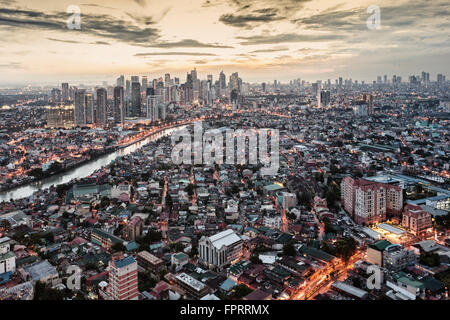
left=1, top=0, right=449, bottom=84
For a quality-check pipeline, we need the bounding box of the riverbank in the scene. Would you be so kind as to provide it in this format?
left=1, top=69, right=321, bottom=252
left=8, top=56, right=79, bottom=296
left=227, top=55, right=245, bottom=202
left=0, top=122, right=191, bottom=202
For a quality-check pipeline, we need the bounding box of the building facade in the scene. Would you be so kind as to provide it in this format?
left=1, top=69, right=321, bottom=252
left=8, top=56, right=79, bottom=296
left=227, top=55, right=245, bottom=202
left=199, top=229, right=243, bottom=270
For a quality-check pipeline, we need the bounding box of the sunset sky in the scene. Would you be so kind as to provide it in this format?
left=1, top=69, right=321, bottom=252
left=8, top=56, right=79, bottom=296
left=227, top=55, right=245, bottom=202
left=0, top=0, right=449, bottom=84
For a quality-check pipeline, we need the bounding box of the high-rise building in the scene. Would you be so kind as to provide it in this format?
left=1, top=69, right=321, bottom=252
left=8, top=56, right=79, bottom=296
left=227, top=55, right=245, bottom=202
left=219, top=71, right=226, bottom=96
left=146, top=93, right=161, bottom=122
left=74, top=89, right=86, bottom=126
left=141, top=76, right=148, bottom=92
left=320, top=90, right=331, bottom=107
left=113, top=86, right=124, bottom=125
left=341, top=177, right=403, bottom=225
left=61, top=83, right=69, bottom=101
left=96, top=88, right=107, bottom=127
left=85, top=93, right=94, bottom=124
left=117, top=75, right=125, bottom=87
left=164, top=73, right=171, bottom=88
left=131, top=81, right=141, bottom=117
left=106, top=254, right=138, bottom=300
left=50, top=88, right=61, bottom=104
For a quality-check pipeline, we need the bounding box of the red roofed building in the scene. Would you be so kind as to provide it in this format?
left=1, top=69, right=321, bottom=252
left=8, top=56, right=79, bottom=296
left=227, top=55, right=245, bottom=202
left=402, top=204, right=432, bottom=237
left=341, top=176, right=403, bottom=225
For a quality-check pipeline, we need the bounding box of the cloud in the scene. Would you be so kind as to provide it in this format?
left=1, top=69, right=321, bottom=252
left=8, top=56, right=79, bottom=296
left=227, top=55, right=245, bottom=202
left=219, top=8, right=283, bottom=29
left=147, top=39, right=233, bottom=48
left=135, top=52, right=217, bottom=56
left=250, top=47, right=289, bottom=53
left=216, top=0, right=312, bottom=28
left=237, top=33, right=345, bottom=45
left=47, top=38, right=83, bottom=44
left=0, top=7, right=160, bottom=46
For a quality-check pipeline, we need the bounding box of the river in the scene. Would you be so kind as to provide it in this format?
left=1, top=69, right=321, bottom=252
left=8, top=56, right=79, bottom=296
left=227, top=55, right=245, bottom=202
left=0, top=126, right=184, bottom=202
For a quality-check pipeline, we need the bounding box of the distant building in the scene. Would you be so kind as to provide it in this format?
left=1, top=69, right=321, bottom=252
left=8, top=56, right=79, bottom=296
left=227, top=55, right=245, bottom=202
left=199, top=229, right=243, bottom=270
left=96, top=88, right=107, bottom=127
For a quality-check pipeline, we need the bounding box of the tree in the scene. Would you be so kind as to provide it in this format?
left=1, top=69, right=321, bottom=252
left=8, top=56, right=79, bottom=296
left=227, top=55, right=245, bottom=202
left=111, top=242, right=126, bottom=252
left=283, top=242, right=296, bottom=257
left=419, top=252, right=440, bottom=267
left=233, top=284, right=253, bottom=298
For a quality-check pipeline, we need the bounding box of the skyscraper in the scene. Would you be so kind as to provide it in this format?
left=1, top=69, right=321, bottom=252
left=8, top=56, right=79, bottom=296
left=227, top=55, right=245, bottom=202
left=165, top=73, right=171, bottom=88
left=131, top=81, right=141, bottom=118
left=219, top=71, right=226, bottom=96
left=113, top=86, right=124, bottom=125
left=96, top=88, right=107, bottom=127
left=61, top=83, right=69, bottom=102
left=85, top=93, right=94, bottom=124
left=106, top=254, right=138, bottom=300
left=74, top=89, right=86, bottom=126
left=142, top=76, right=148, bottom=92
left=146, top=91, right=161, bottom=122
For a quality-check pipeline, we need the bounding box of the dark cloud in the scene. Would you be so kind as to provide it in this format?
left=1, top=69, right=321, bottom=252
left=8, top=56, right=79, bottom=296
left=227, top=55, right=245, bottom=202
left=0, top=7, right=160, bottom=46
left=219, top=8, right=283, bottom=29
left=216, top=0, right=312, bottom=28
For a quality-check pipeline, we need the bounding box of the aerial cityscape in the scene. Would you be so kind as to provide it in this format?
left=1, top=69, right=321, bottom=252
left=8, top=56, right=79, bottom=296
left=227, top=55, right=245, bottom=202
left=0, top=0, right=449, bottom=305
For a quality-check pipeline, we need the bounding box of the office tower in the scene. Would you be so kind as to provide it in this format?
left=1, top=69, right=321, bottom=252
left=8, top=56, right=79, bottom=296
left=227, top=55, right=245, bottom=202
left=61, top=83, right=69, bottom=101
left=174, top=77, right=180, bottom=85
left=230, top=72, right=240, bottom=93
left=262, top=82, right=266, bottom=93
left=190, top=68, right=197, bottom=82
left=117, top=75, right=125, bottom=87
left=384, top=75, right=387, bottom=84
left=219, top=71, right=226, bottom=96
left=437, top=74, right=446, bottom=83
left=131, top=81, right=141, bottom=117
left=74, top=89, right=86, bottom=126
left=113, top=86, right=124, bottom=125
left=96, top=88, right=107, bottom=127
left=106, top=254, right=138, bottom=300
left=125, top=80, right=131, bottom=96
left=146, top=93, right=161, bottom=122
left=131, top=76, right=139, bottom=83
left=164, top=73, right=171, bottom=88
left=85, top=93, right=94, bottom=124
left=142, top=76, right=148, bottom=92
left=51, top=88, right=61, bottom=104
left=338, top=77, right=343, bottom=88
left=312, top=82, right=320, bottom=107
left=207, top=74, right=213, bottom=86
left=377, top=76, right=382, bottom=84
left=320, top=90, right=331, bottom=107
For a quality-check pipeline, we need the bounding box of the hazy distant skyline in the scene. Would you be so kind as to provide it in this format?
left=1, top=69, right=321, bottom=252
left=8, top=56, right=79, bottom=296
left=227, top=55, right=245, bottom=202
left=0, top=0, right=449, bottom=84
